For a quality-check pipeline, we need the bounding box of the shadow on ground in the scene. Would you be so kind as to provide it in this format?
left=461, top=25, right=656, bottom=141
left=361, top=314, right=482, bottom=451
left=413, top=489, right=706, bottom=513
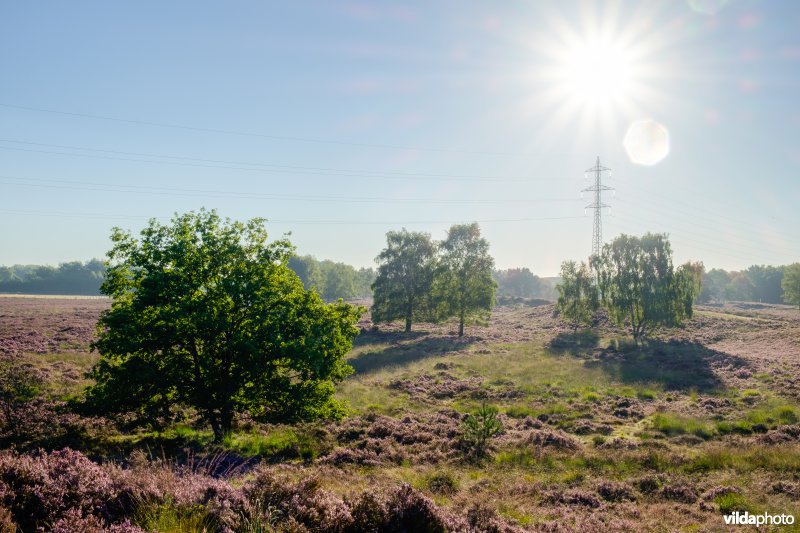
left=547, top=329, right=600, bottom=356
left=348, top=335, right=476, bottom=375
left=352, top=328, right=427, bottom=348
left=592, top=339, right=748, bottom=393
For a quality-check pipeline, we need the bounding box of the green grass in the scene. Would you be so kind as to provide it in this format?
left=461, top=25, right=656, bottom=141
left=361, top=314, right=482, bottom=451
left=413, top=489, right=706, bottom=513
left=745, top=401, right=800, bottom=426
left=134, top=501, right=217, bottom=532
left=651, top=412, right=714, bottom=439
left=222, top=428, right=300, bottom=458
left=505, top=405, right=536, bottom=418
left=714, top=492, right=756, bottom=514
left=685, top=444, right=800, bottom=473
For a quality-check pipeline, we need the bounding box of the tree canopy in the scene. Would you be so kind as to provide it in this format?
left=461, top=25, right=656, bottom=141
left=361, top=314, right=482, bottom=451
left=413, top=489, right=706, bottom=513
left=289, top=255, right=374, bottom=301
left=371, top=229, right=437, bottom=332
left=437, top=223, right=496, bottom=337
left=783, top=263, right=800, bottom=310
left=556, top=260, right=598, bottom=331
left=84, top=210, right=361, bottom=440
left=593, top=233, right=701, bottom=342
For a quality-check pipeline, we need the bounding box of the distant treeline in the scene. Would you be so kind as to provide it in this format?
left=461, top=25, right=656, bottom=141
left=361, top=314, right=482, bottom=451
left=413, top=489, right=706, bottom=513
left=492, top=268, right=558, bottom=301
left=0, top=256, right=375, bottom=301
left=700, top=265, right=789, bottom=304
left=287, top=255, right=375, bottom=301
left=0, top=258, right=792, bottom=305
left=0, top=260, right=105, bottom=295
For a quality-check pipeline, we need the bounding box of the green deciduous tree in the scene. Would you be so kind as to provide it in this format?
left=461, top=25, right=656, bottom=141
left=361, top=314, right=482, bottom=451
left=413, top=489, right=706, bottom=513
left=371, top=229, right=438, bottom=332
left=593, top=233, right=698, bottom=343
left=437, top=223, right=496, bottom=337
left=783, top=263, right=800, bottom=310
left=556, top=260, right=598, bottom=330
left=493, top=267, right=544, bottom=299
left=85, top=210, right=361, bottom=441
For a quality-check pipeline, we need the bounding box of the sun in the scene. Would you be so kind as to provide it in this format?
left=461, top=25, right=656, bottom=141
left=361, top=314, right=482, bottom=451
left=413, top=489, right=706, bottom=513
left=520, top=5, right=670, bottom=139
left=560, top=38, right=633, bottom=109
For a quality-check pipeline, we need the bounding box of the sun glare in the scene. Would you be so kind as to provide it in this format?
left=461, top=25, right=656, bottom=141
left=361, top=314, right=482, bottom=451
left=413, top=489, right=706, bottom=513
left=561, top=39, right=632, bottom=108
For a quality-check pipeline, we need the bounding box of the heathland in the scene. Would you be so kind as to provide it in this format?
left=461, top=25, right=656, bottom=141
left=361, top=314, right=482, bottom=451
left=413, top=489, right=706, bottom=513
left=1, top=295, right=799, bottom=531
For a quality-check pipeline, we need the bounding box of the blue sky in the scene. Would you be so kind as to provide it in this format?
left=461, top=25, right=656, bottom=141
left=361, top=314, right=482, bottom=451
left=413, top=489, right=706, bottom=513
left=1, top=1, right=798, bottom=275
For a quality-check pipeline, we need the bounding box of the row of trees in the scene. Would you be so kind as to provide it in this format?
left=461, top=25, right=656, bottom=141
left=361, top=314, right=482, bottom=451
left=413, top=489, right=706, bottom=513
left=371, top=223, right=495, bottom=336
left=699, top=264, right=794, bottom=304
left=0, top=256, right=374, bottom=301
left=0, top=260, right=105, bottom=295
left=557, top=233, right=703, bottom=342
left=492, top=267, right=557, bottom=300
left=288, top=255, right=374, bottom=301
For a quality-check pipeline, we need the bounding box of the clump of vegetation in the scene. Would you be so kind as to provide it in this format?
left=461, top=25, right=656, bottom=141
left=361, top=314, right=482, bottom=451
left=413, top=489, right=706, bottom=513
left=651, top=412, right=714, bottom=439
left=424, top=471, right=460, bottom=495
left=83, top=210, right=362, bottom=441
left=556, top=260, right=598, bottom=331
left=461, top=403, right=503, bottom=461
left=371, top=223, right=495, bottom=337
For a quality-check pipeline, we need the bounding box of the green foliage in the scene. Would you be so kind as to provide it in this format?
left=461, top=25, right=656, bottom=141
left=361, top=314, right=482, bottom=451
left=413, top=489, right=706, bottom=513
left=700, top=264, right=788, bottom=304
left=84, top=210, right=361, bottom=441
left=461, top=403, right=503, bottom=460
left=371, top=229, right=438, bottom=332
left=593, top=233, right=699, bottom=342
left=783, top=263, right=800, bottom=310
left=493, top=267, right=547, bottom=299
left=288, top=255, right=374, bottom=301
left=436, top=223, right=496, bottom=337
left=0, top=259, right=105, bottom=295
left=556, top=260, right=598, bottom=330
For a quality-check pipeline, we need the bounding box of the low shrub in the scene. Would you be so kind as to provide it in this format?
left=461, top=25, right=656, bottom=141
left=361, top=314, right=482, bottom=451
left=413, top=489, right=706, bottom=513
left=460, top=403, right=503, bottom=460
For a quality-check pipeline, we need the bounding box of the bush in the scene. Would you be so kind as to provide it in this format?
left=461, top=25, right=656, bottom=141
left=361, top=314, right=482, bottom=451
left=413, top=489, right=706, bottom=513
left=460, top=403, right=503, bottom=460
left=424, top=472, right=459, bottom=495
left=0, top=448, right=114, bottom=531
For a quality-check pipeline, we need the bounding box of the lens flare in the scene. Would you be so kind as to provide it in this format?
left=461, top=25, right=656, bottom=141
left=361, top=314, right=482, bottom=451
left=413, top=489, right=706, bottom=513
left=623, top=119, right=670, bottom=166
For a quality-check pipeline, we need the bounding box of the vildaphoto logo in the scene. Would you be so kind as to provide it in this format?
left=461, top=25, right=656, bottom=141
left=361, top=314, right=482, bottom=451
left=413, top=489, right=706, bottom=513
left=723, top=511, right=795, bottom=526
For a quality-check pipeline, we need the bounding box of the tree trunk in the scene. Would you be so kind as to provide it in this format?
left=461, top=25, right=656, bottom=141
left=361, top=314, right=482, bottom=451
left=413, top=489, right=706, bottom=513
left=209, top=415, right=223, bottom=443
left=458, top=310, right=465, bottom=337
left=405, top=316, right=412, bottom=333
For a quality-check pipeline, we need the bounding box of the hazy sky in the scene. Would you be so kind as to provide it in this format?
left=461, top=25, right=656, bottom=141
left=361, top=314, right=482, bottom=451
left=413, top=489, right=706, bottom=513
left=1, top=1, right=798, bottom=275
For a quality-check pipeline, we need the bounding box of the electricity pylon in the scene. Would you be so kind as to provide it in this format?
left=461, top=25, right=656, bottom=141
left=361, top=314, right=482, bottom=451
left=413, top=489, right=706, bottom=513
left=582, top=156, right=613, bottom=258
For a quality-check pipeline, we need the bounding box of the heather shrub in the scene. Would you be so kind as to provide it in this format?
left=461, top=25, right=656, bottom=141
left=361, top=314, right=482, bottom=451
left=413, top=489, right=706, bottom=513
left=525, top=428, right=580, bottom=451
left=596, top=481, right=637, bottom=502
left=52, top=508, right=106, bottom=533
left=0, top=506, right=14, bottom=532
left=461, top=403, right=503, bottom=460
left=0, top=359, right=51, bottom=446
left=244, top=470, right=353, bottom=532
left=424, top=471, right=459, bottom=495
left=0, top=448, right=114, bottom=531
left=112, top=455, right=247, bottom=532
left=661, top=483, right=698, bottom=503
left=378, top=483, right=451, bottom=532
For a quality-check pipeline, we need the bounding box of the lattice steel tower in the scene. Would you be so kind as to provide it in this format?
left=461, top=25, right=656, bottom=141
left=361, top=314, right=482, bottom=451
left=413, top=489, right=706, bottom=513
left=582, top=156, right=613, bottom=257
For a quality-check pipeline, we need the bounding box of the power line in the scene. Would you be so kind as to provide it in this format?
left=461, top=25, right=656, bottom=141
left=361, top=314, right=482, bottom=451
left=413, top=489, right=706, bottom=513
left=0, top=102, right=581, bottom=158
left=0, top=138, right=565, bottom=182
left=0, top=174, right=581, bottom=205
left=0, top=208, right=588, bottom=226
